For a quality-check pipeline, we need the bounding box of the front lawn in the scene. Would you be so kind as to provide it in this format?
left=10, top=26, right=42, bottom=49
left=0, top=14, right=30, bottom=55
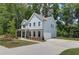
left=0, top=40, right=37, bottom=48
left=60, top=48, right=79, bottom=55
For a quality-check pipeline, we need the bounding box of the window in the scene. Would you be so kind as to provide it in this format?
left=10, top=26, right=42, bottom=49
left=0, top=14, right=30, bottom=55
left=51, top=24, right=53, bottom=27
left=33, top=22, right=35, bottom=26
left=29, top=23, right=31, bottom=27
left=23, top=25, right=25, bottom=28
left=38, top=22, right=40, bottom=26
left=33, top=31, right=35, bottom=37
left=38, top=31, right=41, bottom=37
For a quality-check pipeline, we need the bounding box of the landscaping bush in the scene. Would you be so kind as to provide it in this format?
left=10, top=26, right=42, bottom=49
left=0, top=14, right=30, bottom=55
left=2, top=34, right=16, bottom=41
left=57, top=24, right=79, bottom=38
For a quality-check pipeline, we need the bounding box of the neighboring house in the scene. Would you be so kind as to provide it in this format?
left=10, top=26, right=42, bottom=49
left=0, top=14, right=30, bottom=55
left=17, top=12, right=56, bottom=40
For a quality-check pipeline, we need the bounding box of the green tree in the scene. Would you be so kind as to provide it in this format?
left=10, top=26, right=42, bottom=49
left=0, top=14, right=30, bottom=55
left=7, top=20, right=16, bottom=36
left=53, top=3, right=59, bottom=20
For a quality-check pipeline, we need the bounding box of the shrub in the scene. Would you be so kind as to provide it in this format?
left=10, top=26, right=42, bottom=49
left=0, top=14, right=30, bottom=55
left=2, top=34, right=15, bottom=41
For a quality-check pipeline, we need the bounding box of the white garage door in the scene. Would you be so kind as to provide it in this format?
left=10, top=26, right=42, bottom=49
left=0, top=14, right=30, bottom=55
left=44, top=32, right=51, bottom=40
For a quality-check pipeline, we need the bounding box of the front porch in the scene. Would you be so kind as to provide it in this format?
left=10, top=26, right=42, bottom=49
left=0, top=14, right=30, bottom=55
left=17, top=29, right=44, bottom=41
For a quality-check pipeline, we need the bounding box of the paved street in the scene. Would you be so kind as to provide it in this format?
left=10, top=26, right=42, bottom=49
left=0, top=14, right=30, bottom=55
left=0, top=39, right=79, bottom=55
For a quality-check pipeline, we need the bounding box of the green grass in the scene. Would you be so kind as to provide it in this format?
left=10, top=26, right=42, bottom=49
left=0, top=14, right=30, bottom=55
left=0, top=40, right=37, bottom=48
left=60, top=48, right=79, bottom=55
left=57, top=37, right=79, bottom=41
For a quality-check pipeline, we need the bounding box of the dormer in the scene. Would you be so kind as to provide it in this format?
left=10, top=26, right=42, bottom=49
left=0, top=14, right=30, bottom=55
left=21, top=19, right=28, bottom=29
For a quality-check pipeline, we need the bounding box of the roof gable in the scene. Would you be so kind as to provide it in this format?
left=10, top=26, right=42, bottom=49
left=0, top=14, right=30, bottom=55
left=21, top=12, right=56, bottom=26
left=28, top=12, right=43, bottom=22
left=21, top=19, right=28, bottom=25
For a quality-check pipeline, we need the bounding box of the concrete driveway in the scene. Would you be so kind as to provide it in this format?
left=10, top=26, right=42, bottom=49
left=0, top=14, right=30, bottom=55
left=0, top=39, right=79, bottom=55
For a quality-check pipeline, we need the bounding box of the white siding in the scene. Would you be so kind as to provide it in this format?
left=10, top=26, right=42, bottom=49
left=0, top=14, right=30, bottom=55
left=43, top=17, right=56, bottom=39
left=28, top=15, right=43, bottom=30
left=51, top=20, right=57, bottom=37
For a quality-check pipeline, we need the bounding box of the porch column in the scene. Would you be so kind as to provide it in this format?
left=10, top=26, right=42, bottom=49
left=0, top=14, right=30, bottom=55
left=35, top=31, right=37, bottom=38
left=21, top=30, right=22, bottom=38
left=25, top=30, right=26, bottom=38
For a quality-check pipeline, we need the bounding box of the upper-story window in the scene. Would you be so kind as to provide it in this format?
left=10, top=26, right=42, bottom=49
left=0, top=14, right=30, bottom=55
left=38, top=22, right=41, bottom=26
left=29, top=23, right=31, bottom=27
left=33, top=22, right=35, bottom=26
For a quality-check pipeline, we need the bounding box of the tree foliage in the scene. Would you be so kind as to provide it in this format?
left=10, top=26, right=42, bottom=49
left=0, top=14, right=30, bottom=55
left=7, top=20, right=16, bottom=36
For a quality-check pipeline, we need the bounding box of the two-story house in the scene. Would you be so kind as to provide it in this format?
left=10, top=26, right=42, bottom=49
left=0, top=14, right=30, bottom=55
left=17, top=12, right=56, bottom=40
